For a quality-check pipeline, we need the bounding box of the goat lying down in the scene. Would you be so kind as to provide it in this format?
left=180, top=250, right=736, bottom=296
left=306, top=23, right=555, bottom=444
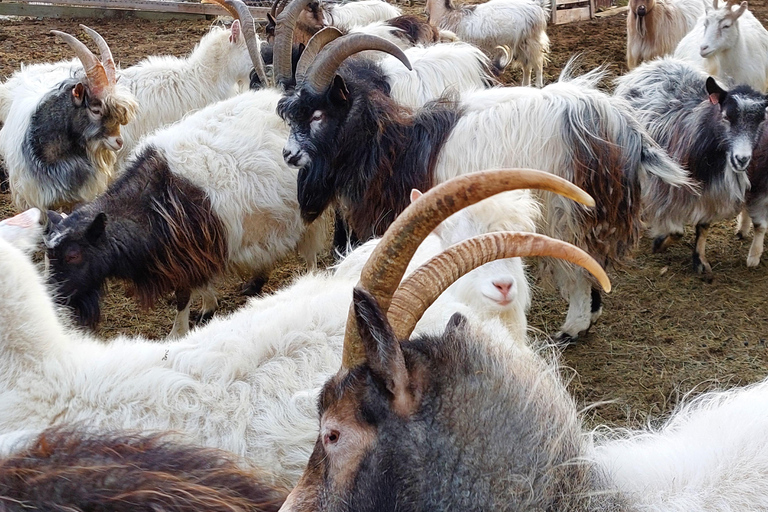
left=615, top=57, right=768, bottom=273
left=275, top=170, right=768, bottom=512
left=0, top=170, right=605, bottom=489
left=279, top=38, right=689, bottom=341
left=0, top=427, right=287, bottom=512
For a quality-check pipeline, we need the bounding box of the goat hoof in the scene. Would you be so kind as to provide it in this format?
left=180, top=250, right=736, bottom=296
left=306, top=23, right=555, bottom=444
left=652, top=235, right=668, bottom=253
left=191, top=310, right=215, bottom=326
left=736, top=231, right=745, bottom=240
left=554, top=331, right=577, bottom=347
left=240, top=276, right=267, bottom=297
left=747, top=256, right=761, bottom=268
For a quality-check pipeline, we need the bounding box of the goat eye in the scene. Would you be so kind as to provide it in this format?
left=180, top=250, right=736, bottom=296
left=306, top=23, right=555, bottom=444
left=323, top=429, right=340, bottom=445
left=64, top=247, right=83, bottom=265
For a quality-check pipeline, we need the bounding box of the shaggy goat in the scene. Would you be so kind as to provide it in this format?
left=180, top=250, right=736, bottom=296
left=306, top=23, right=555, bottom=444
left=626, top=0, right=707, bottom=69
left=615, top=57, right=768, bottom=273
left=736, top=130, right=768, bottom=266
left=0, top=170, right=606, bottom=489
left=0, top=428, right=287, bottom=512
left=425, top=0, right=550, bottom=86
left=0, top=28, right=137, bottom=211
left=278, top=45, right=688, bottom=341
left=674, top=0, right=768, bottom=93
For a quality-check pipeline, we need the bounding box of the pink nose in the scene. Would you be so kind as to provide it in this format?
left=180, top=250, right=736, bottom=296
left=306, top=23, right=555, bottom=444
left=114, top=137, right=123, bottom=149
left=493, top=281, right=512, bottom=298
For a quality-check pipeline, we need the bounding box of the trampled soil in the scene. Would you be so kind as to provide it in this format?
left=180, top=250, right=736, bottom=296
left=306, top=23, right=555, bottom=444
left=1, top=4, right=767, bottom=429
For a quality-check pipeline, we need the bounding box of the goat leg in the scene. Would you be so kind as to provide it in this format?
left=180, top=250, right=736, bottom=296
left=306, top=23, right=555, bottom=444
left=652, top=232, right=682, bottom=253
left=169, top=288, right=193, bottom=339
left=747, top=223, right=766, bottom=268
left=736, top=208, right=752, bottom=239
left=692, top=223, right=711, bottom=274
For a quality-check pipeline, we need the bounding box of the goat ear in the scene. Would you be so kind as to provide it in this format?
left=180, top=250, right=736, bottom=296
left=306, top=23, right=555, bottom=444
left=329, top=75, right=350, bottom=106
left=706, top=77, right=727, bottom=105
left=72, top=82, right=85, bottom=106
left=409, top=189, right=423, bottom=204
left=85, top=212, right=107, bottom=244
left=444, top=312, right=469, bottom=337
left=353, top=287, right=417, bottom=417
left=47, top=210, right=65, bottom=227
left=230, top=19, right=241, bottom=44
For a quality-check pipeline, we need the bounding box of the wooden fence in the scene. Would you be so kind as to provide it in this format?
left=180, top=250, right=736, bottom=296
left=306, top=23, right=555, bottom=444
left=0, top=0, right=269, bottom=20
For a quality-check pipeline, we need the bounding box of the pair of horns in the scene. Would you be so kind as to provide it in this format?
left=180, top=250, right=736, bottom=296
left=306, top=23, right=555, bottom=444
left=272, top=0, right=411, bottom=90
left=202, top=0, right=270, bottom=88
left=341, top=169, right=612, bottom=368
left=51, top=25, right=116, bottom=97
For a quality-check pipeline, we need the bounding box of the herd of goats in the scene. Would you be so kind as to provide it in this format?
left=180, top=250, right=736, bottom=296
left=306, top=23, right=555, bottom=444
left=0, top=0, right=767, bottom=508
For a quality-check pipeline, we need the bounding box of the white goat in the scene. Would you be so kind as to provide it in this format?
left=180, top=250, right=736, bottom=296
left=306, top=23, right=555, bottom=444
left=322, top=0, right=402, bottom=31
left=674, top=0, right=768, bottom=93
left=590, top=377, right=768, bottom=510
left=0, top=181, right=548, bottom=489
left=425, top=0, right=550, bottom=87
left=626, top=0, right=707, bottom=69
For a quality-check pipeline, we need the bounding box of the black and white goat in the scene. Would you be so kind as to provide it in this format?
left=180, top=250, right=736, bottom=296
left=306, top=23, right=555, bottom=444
left=0, top=28, right=137, bottom=211
left=737, top=130, right=768, bottom=267
left=278, top=42, right=689, bottom=341
left=615, top=57, right=768, bottom=273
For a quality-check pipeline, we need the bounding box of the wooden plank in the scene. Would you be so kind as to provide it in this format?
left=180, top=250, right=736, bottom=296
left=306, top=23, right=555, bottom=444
left=553, top=5, right=590, bottom=24
left=594, top=5, right=628, bottom=17
left=0, top=0, right=268, bottom=18
left=556, top=0, right=589, bottom=7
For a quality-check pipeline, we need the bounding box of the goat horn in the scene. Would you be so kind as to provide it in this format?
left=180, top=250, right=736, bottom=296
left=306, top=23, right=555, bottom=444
left=388, top=232, right=611, bottom=340
left=78, top=25, right=116, bottom=85
left=295, top=27, right=343, bottom=83
left=303, top=34, right=412, bottom=95
left=51, top=30, right=110, bottom=97
left=202, top=0, right=269, bottom=88
left=341, top=168, right=595, bottom=368
left=273, top=0, right=317, bottom=86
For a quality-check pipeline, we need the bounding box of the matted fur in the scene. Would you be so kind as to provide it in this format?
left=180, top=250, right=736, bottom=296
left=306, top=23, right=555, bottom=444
left=0, top=427, right=287, bottom=512
left=426, top=0, right=550, bottom=86
left=675, top=0, right=768, bottom=93
left=626, top=0, right=706, bottom=69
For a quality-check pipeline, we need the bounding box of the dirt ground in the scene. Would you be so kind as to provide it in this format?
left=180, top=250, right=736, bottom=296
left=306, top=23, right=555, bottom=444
left=1, top=4, right=768, bottom=429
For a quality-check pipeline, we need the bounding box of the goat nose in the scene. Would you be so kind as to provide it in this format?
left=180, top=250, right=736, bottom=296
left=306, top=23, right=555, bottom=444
left=114, top=137, right=123, bottom=149
left=734, top=155, right=751, bottom=169
left=493, top=281, right=513, bottom=298
left=282, top=148, right=292, bottom=162
left=636, top=5, right=646, bottom=15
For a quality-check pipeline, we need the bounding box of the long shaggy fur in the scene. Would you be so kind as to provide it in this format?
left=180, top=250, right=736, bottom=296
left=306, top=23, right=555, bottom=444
left=674, top=1, right=768, bottom=93
left=0, top=428, right=287, bottom=512
left=323, top=0, right=402, bottom=31
left=426, top=0, right=550, bottom=86
left=626, top=0, right=706, bottom=69
left=742, top=131, right=768, bottom=266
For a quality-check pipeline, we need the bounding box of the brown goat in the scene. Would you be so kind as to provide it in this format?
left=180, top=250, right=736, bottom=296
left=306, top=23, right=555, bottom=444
left=0, top=428, right=287, bottom=512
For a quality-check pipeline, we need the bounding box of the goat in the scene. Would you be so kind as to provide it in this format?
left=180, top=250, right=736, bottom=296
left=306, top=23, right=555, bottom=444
left=674, top=0, right=768, bottom=93
left=736, top=129, right=768, bottom=266
left=278, top=43, right=689, bottom=342
left=265, top=0, right=402, bottom=45
left=0, top=170, right=607, bottom=489
left=0, top=28, right=137, bottom=211
left=626, top=0, right=707, bottom=69
left=348, top=15, right=458, bottom=54
left=0, top=427, right=287, bottom=512
left=425, top=0, right=550, bottom=86
left=615, top=57, right=768, bottom=273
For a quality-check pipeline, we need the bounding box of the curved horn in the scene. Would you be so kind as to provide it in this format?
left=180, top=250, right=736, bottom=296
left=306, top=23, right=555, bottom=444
left=202, top=0, right=269, bottom=87
left=302, top=33, right=412, bottom=94
left=341, top=168, right=596, bottom=368
left=388, top=232, right=611, bottom=340
left=79, top=25, right=116, bottom=84
left=51, top=30, right=109, bottom=96
left=273, top=0, right=318, bottom=86
left=295, top=27, right=343, bottom=83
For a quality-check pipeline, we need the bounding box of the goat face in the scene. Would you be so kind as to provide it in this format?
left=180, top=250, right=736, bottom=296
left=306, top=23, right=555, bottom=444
left=280, top=288, right=588, bottom=512
left=708, top=79, right=768, bottom=173
left=629, top=0, right=655, bottom=17
left=66, top=80, right=124, bottom=152
left=278, top=75, right=354, bottom=223
left=699, top=1, right=747, bottom=58
left=45, top=209, right=110, bottom=329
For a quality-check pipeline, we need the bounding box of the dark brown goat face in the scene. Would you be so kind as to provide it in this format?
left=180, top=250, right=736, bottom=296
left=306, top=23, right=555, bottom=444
left=280, top=288, right=429, bottom=512
left=629, top=0, right=654, bottom=16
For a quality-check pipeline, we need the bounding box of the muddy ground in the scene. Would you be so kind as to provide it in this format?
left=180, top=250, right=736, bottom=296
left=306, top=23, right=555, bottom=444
left=1, top=4, right=768, bottom=429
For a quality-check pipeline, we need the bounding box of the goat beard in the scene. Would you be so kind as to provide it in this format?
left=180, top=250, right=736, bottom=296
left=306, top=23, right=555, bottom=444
left=635, top=14, right=646, bottom=37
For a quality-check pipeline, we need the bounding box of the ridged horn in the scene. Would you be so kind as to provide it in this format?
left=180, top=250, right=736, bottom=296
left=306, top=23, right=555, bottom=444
left=295, top=27, right=343, bottom=83
left=78, top=25, right=116, bottom=84
left=202, top=0, right=269, bottom=87
left=273, top=0, right=317, bottom=85
left=341, top=168, right=596, bottom=368
left=51, top=30, right=110, bottom=97
left=302, top=33, right=412, bottom=94
left=388, top=232, right=611, bottom=340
